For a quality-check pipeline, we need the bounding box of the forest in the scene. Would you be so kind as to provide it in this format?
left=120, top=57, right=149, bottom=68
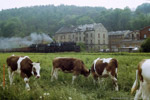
left=0, top=3, right=150, bottom=37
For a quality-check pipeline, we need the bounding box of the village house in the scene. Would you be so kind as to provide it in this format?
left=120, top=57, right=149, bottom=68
left=108, top=30, right=131, bottom=52
left=108, top=30, right=143, bottom=52
left=140, top=26, right=150, bottom=39
left=54, top=23, right=108, bottom=51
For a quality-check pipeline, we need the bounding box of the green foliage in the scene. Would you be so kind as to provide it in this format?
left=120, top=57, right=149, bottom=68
left=0, top=3, right=150, bottom=37
left=141, top=38, right=150, bottom=52
left=1, top=52, right=150, bottom=99
left=136, top=3, right=150, bottom=14
left=76, top=16, right=95, bottom=25
left=76, top=42, right=86, bottom=51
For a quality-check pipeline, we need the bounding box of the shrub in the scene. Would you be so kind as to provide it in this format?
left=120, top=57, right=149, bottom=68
left=141, top=37, right=150, bottom=52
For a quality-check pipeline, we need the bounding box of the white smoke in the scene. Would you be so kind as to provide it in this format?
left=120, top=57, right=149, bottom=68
left=0, top=33, right=53, bottom=49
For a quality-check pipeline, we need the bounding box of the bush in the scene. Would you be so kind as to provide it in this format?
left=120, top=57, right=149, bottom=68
left=76, top=42, right=86, bottom=51
left=141, top=38, right=150, bottom=52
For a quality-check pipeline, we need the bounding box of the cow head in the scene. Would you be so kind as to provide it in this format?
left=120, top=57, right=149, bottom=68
left=80, top=61, right=90, bottom=77
left=82, top=68, right=90, bottom=77
left=32, top=62, right=41, bottom=78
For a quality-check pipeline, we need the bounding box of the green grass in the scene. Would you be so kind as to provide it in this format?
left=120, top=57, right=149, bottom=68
left=0, top=52, right=149, bottom=100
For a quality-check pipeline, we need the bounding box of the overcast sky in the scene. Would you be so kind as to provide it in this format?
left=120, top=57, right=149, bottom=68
left=0, top=0, right=150, bottom=11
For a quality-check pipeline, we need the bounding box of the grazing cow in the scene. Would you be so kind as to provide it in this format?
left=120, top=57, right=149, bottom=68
left=51, top=57, right=90, bottom=84
left=131, top=59, right=150, bottom=100
left=7, top=55, right=41, bottom=90
left=91, top=58, right=119, bottom=91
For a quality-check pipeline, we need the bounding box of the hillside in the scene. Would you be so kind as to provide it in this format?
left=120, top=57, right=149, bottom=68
left=0, top=3, right=150, bottom=37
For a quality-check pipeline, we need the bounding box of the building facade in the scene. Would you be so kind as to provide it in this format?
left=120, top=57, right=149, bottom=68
left=140, top=26, right=150, bottom=39
left=108, top=30, right=143, bottom=52
left=54, top=23, right=108, bottom=51
left=108, top=30, right=131, bottom=52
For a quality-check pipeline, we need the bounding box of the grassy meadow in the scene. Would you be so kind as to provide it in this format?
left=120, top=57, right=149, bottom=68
left=0, top=52, right=150, bottom=100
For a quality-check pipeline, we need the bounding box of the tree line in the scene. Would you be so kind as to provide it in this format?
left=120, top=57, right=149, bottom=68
left=0, top=3, right=150, bottom=37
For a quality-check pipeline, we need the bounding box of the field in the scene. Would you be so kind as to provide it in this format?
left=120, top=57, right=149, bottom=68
left=0, top=52, right=150, bottom=100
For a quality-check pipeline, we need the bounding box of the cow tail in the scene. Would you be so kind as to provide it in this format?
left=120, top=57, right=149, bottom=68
left=131, top=70, right=138, bottom=94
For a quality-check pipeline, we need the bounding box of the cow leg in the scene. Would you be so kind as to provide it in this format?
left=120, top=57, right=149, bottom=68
left=92, top=73, right=98, bottom=85
left=51, top=68, right=58, bottom=81
left=51, top=67, right=54, bottom=82
left=24, top=78, right=30, bottom=91
left=134, top=82, right=142, bottom=100
left=98, top=77, right=105, bottom=87
left=141, top=81, right=150, bottom=100
left=54, top=68, right=58, bottom=80
left=72, top=75, right=77, bottom=84
left=110, top=74, right=118, bottom=91
left=21, top=72, right=30, bottom=91
left=8, top=67, right=14, bottom=85
left=72, top=71, right=79, bottom=84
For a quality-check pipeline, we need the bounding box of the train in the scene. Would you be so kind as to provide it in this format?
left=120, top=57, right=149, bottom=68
left=0, top=42, right=80, bottom=53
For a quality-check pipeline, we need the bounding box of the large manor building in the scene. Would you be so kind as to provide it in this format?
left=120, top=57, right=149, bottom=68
left=54, top=23, right=108, bottom=51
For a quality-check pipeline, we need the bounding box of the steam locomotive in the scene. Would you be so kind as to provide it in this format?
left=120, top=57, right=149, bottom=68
left=0, top=42, right=80, bottom=53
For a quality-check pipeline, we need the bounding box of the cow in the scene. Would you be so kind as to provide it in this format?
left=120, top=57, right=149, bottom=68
left=131, top=59, right=150, bottom=100
left=91, top=58, right=119, bottom=91
left=7, top=55, right=41, bottom=91
left=51, top=57, right=90, bottom=84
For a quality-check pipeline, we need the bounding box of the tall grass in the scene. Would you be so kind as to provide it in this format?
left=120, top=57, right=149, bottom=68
left=0, top=52, right=149, bottom=100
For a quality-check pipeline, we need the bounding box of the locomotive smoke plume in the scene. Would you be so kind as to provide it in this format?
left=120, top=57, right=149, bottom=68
left=0, top=33, right=53, bottom=49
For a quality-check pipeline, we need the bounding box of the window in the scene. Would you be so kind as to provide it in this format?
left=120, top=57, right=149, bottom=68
left=137, top=34, right=139, bottom=39
left=76, top=37, right=78, bottom=41
left=73, top=35, right=74, bottom=38
left=98, top=40, right=100, bottom=44
left=83, top=37, right=85, bottom=41
left=61, top=36, right=63, bottom=39
left=98, top=34, right=100, bottom=38
left=79, top=37, right=81, bottom=41
left=144, top=34, right=147, bottom=38
left=103, top=34, right=105, bottom=38
left=103, top=40, right=105, bottom=44
left=68, top=35, right=70, bottom=39
left=91, top=34, right=92, bottom=38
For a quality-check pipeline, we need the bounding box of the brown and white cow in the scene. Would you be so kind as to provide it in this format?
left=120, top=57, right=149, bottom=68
left=51, top=57, right=90, bottom=84
left=131, top=59, right=150, bottom=100
left=91, top=58, right=119, bottom=91
left=7, top=55, right=41, bottom=90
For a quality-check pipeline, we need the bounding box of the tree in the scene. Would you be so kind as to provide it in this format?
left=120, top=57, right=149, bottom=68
left=141, top=38, right=150, bottom=52
left=0, top=17, right=23, bottom=37
left=136, top=3, right=150, bottom=15
left=76, top=16, right=95, bottom=25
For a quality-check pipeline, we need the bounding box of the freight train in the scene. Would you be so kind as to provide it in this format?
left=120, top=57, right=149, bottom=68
left=0, top=42, right=80, bottom=53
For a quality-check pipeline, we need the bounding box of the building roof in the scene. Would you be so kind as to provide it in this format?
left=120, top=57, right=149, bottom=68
left=55, top=23, right=104, bottom=34
left=108, top=30, right=131, bottom=36
left=55, top=26, right=77, bottom=34
left=75, top=24, right=94, bottom=32
left=140, top=25, right=150, bottom=31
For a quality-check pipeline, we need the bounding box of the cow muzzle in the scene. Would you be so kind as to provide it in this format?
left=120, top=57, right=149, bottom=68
left=36, top=75, right=40, bottom=79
